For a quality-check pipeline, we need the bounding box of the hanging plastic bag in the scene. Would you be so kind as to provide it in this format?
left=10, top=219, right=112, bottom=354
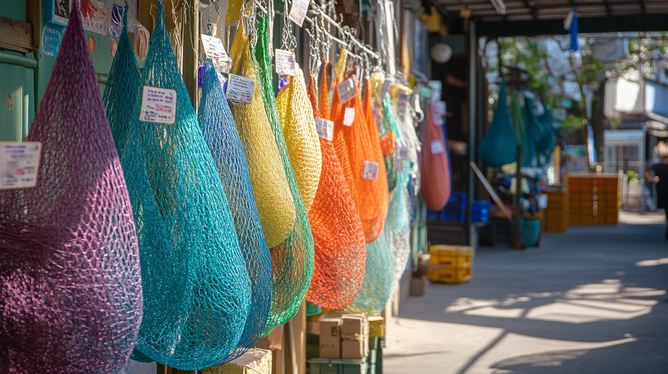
left=118, top=4, right=251, bottom=369
left=276, top=64, right=322, bottom=212
left=479, top=82, right=517, bottom=168
left=0, top=2, right=142, bottom=372
left=332, top=77, right=389, bottom=243
left=420, top=101, right=452, bottom=211
left=305, top=78, right=366, bottom=309
left=198, top=60, right=272, bottom=361
left=229, top=28, right=296, bottom=249
left=254, top=15, right=314, bottom=334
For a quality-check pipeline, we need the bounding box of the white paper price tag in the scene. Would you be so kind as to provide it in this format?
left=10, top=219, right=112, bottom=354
left=288, top=0, right=309, bottom=27
left=431, top=140, right=445, bottom=155
left=398, top=92, right=409, bottom=117
left=380, top=79, right=391, bottom=100
left=140, top=86, right=177, bottom=124
left=315, top=117, right=334, bottom=141
left=227, top=74, right=255, bottom=104
left=201, top=34, right=229, bottom=60
left=0, top=142, right=41, bottom=189
left=337, top=77, right=357, bottom=104
left=275, top=49, right=296, bottom=76
left=362, top=161, right=378, bottom=180
left=343, top=107, right=355, bottom=126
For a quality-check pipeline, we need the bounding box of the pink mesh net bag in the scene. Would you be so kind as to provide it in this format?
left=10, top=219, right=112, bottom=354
left=0, top=2, right=142, bottom=373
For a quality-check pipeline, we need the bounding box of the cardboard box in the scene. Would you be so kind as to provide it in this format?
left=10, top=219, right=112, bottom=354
left=340, top=314, right=368, bottom=359
left=203, top=348, right=272, bottom=374
left=319, top=315, right=342, bottom=359
left=410, top=276, right=428, bottom=296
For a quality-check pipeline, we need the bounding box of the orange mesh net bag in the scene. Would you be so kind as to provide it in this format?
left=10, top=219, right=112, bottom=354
left=305, top=77, right=366, bottom=309
left=275, top=65, right=322, bottom=212
left=331, top=74, right=389, bottom=243
left=420, top=101, right=452, bottom=210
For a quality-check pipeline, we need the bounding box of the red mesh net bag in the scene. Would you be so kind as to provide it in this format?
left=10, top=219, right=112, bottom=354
left=331, top=76, right=389, bottom=243
left=0, top=2, right=142, bottom=372
left=305, top=78, right=366, bottom=309
left=420, top=101, right=452, bottom=210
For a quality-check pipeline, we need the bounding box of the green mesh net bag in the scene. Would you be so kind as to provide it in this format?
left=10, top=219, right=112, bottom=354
left=198, top=60, right=273, bottom=360
left=479, top=82, right=517, bottom=168
left=114, top=4, right=252, bottom=369
left=250, top=16, right=314, bottom=334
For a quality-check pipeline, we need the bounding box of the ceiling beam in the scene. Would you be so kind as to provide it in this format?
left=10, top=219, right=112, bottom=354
left=520, top=0, right=538, bottom=20
left=477, top=13, right=668, bottom=37
left=639, top=0, right=646, bottom=14
left=602, top=0, right=611, bottom=15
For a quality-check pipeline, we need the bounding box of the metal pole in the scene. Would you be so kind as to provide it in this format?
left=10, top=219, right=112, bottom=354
left=513, top=145, right=526, bottom=249
left=467, top=20, right=476, bottom=245
left=183, top=0, right=200, bottom=109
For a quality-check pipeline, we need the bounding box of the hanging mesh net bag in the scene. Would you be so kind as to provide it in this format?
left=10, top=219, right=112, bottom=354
left=275, top=64, right=322, bottom=212
left=305, top=77, right=366, bottom=310
left=198, top=60, right=273, bottom=360
left=0, top=2, right=142, bottom=372
left=252, top=15, right=314, bottom=334
left=320, top=64, right=331, bottom=120
left=344, top=222, right=395, bottom=316
left=510, top=94, right=534, bottom=166
left=332, top=76, right=389, bottom=243
left=524, top=95, right=553, bottom=155
left=390, top=84, right=421, bottom=193
left=117, top=4, right=251, bottom=369
left=538, top=100, right=561, bottom=132
left=420, top=101, right=452, bottom=211
left=373, top=88, right=398, bottom=196
left=479, top=82, right=517, bottom=168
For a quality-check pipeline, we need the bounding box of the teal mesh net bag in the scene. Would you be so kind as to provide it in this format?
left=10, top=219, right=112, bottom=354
left=524, top=95, right=553, bottom=154
left=198, top=60, right=272, bottom=359
left=114, top=4, right=252, bottom=369
left=538, top=101, right=561, bottom=132
left=254, top=15, right=314, bottom=334
left=510, top=94, right=534, bottom=166
left=0, top=2, right=142, bottom=372
left=479, top=82, right=517, bottom=168
left=103, top=3, right=139, bottom=156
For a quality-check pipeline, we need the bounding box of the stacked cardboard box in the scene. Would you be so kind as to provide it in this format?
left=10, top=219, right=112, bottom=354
left=308, top=314, right=376, bottom=374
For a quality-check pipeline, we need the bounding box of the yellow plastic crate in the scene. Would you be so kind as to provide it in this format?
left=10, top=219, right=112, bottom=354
left=429, top=245, right=474, bottom=268
left=427, top=266, right=472, bottom=284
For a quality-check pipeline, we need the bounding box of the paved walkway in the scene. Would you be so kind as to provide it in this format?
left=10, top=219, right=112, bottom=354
left=385, top=212, right=668, bottom=374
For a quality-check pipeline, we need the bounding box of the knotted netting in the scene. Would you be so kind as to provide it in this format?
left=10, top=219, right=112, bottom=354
left=420, top=101, right=452, bottom=211
left=229, top=28, right=296, bottom=250
left=390, top=84, right=421, bottom=192
left=253, top=16, right=315, bottom=333
left=372, top=86, right=398, bottom=196
left=0, top=2, right=142, bottom=372
left=332, top=76, right=389, bottom=243
left=479, top=82, right=517, bottom=168
left=117, top=4, right=251, bottom=369
left=345, top=223, right=395, bottom=316
left=305, top=77, right=366, bottom=310
left=103, top=3, right=140, bottom=156
left=275, top=64, right=322, bottom=212
left=510, top=94, right=534, bottom=166
left=198, top=60, right=272, bottom=360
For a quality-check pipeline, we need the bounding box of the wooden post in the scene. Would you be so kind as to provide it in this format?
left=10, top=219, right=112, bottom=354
left=183, top=0, right=200, bottom=109
left=513, top=145, right=526, bottom=250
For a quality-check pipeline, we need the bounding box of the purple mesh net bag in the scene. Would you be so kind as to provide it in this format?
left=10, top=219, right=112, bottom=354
left=0, top=1, right=143, bottom=373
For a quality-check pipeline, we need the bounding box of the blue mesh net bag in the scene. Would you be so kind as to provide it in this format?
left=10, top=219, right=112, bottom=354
left=115, top=4, right=252, bottom=369
left=103, top=3, right=140, bottom=156
left=198, top=59, right=273, bottom=360
left=227, top=16, right=313, bottom=335
left=0, top=2, right=142, bottom=372
left=479, top=82, right=518, bottom=168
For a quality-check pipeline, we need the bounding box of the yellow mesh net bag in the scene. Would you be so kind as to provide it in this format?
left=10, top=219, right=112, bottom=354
left=229, top=28, right=296, bottom=248
left=276, top=64, right=322, bottom=212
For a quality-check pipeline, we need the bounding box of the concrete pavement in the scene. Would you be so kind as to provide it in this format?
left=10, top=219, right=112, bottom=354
left=385, top=212, right=668, bottom=374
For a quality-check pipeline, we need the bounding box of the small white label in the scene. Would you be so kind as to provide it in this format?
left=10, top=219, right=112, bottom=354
left=431, top=140, right=445, bottom=154
left=288, top=0, right=309, bottom=27
left=275, top=49, right=296, bottom=76
left=380, top=79, right=391, bottom=100
left=0, top=141, right=41, bottom=189
left=362, top=161, right=378, bottom=180
left=226, top=74, right=255, bottom=104
left=201, top=34, right=229, bottom=60
left=315, top=117, right=334, bottom=141
left=337, top=77, right=357, bottom=104
left=398, top=92, right=409, bottom=117
left=140, top=86, right=177, bottom=124
left=343, top=107, right=355, bottom=126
